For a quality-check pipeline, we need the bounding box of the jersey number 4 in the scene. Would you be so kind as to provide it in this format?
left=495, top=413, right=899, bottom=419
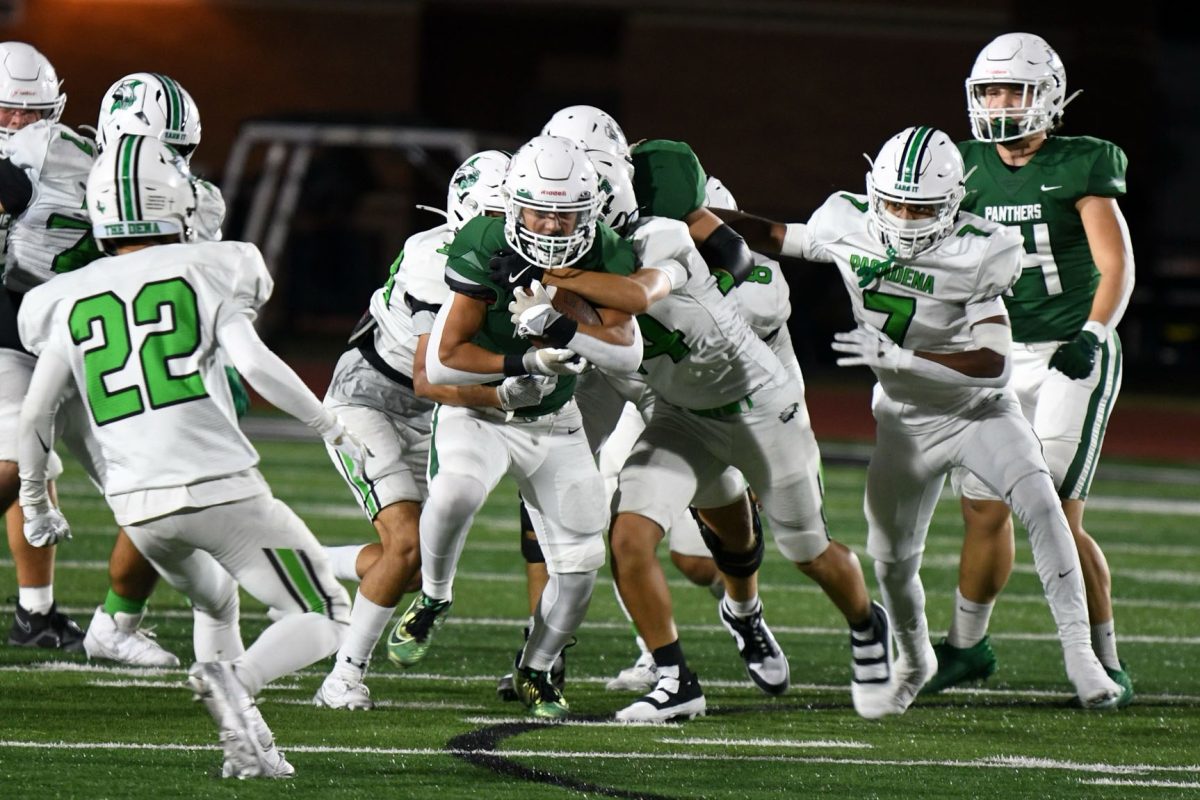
left=69, top=277, right=210, bottom=425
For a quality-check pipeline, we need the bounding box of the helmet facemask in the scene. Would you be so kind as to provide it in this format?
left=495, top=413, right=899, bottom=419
left=965, top=32, right=1071, bottom=143
left=502, top=135, right=601, bottom=269
left=865, top=126, right=965, bottom=260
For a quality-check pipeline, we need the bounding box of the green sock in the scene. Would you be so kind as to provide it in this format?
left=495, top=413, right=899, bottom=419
left=103, top=589, right=148, bottom=617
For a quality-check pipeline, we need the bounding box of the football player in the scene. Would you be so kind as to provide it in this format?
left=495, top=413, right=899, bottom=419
left=0, top=41, right=93, bottom=651
left=17, top=136, right=361, bottom=777
left=512, top=151, right=889, bottom=724
left=311, top=149, right=546, bottom=710
left=926, top=33, right=1134, bottom=704
left=385, top=135, right=642, bottom=719
left=718, top=126, right=1122, bottom=714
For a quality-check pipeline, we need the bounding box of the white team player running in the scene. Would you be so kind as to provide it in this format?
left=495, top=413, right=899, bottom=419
left=16, top=136, right=365, bottom=777
left=722, top=125, right=1122, bottom=713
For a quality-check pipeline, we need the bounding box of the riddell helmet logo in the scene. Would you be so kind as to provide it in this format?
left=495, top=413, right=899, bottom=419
left=540, top=190, right=567, bottom=196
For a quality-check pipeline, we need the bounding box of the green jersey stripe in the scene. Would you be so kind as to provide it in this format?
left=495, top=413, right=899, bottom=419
left=1061, top=335, right=1122, bottom=499
left=339, top=450, right=379, bottom=517
left=272, top=548, right=329, bottom=616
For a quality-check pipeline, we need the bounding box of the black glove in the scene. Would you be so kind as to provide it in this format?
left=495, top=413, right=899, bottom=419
left=1049, top=328, right=1100, bottom=379
left=488, top=250, right=544, bottom=292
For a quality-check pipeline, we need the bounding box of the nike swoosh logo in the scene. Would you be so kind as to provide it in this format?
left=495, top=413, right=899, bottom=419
left=1058, top=568, right=1076, bottom=578
left=14, top=616, right=31, bottom=634
left=566, top=427, right=582, bottom=435
left=1040, top=184, right=1062, bottom=192
left=36, top=432, right=50, bottom=454
left=509, top=266, right=533, bottom=284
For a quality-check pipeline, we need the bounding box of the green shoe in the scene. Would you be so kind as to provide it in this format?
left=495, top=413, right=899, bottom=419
left=921, top=636, right=997, bottom=694
left=1105, top=661, right=1134, bottom=708
left=513, top=664, right=570, bottom=720
left=386, top=593, right=452, bottom=667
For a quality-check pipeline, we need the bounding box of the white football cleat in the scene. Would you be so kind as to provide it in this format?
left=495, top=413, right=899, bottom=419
left=605, top=649, right=658, bottom=693
left=313, top=673, right=374, bottom=711
left=1065, top=649, right=1123, bottom=710
left=888, top=638, right=937, bottom=715
left=615, top=665, right=706, bottom=722
left=849, top=601, right=898, bottom=720
left=84, top=606, right=180, bottom=668
left=188, top=661, right=293, bottom=779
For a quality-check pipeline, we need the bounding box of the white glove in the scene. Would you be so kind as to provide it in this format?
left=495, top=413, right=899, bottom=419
left=522, top=347, right=588, bottom=376
left=515, top=304, right=564, bottom=340
left=21, top=502, right=71, bottom=548
left=831, top=325, right=914, bottom=372
left=497, top=374, right=557, bottom=411
left=323, top=415, right=372, bottom=482
left=508, top=280, right=557, bottom=326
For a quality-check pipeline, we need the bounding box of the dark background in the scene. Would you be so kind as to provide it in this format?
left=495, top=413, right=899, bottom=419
left=4, top=0, right=1196, bottom=393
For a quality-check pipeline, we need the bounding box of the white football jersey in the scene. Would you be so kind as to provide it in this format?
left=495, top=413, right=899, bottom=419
left=366, top=223, right=453, bottom=378
left=194, top=178, right=226, bottom=242
left=797, top=191, right=1023, bottom=415
left=731, top=251, right=791, bottom=340
left=18, top=241, right=271, bottom=504
left=2, top=120, right=97, bottom=291
left=629, top=216, right=787, bottom=409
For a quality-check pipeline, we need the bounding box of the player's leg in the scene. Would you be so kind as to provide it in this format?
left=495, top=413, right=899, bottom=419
left=317, top=389, right=430, bottom=709
left=388, top=406, right=508, bottom=666
left=611, top=408, right=717, bottom=722
left=497, top=498, right=556, bottom=701
left=958, top=400, right=1120, bottom=709
left=1036, top=332, right=1130, bottom=702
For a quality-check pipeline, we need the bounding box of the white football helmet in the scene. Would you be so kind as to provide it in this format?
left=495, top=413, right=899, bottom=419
left=542, top=105, right=633, bottom=177
left=97, top=72, right=202, bottom=159
left=503, top=135, right=601, bottom=268
left=446, top=149, right=510, bottom=232
left=87, top=135, right=197, bottom=250
left=0, top=42, right=65, bottom=140
left=588, top=148, right=638, bottom=236
left=865, top=126, right=965, bottom=259
left=966, top=32, right=1072, bottom=143
left=704, top=176, right=738, bottom=211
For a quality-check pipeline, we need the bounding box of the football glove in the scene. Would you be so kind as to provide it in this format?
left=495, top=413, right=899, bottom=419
left=522, top=347, right=587, bottom=376
left=508, top=281, right=557, bottom=324
left=323, top=416, right=372, bottom=482
left=831, top=325, right=912, bottom=372
left=21, top=502, right=71, bottom=548
left=489, top=250, right=545, bottom=292
left=1049, top=328, right=1100, bottom=380
left=497, top=374, right=557, bottom=411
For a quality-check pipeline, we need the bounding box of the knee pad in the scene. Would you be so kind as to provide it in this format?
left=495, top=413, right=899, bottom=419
left=772, top=522, right=830, bottom=564
left=695, top=509, right=764, bottom=578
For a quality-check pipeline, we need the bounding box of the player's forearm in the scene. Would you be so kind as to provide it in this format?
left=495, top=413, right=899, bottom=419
left=564, top=321, right=642, bottom=373
left=17, top=350, right=71, bottom=507
left=708, top=208, right=786, bottom=256
left=912, top=349, right=1009, bottom=383
left=541, top=269, right=660, bottom=315
left=412, top=335, right=501, bottom=407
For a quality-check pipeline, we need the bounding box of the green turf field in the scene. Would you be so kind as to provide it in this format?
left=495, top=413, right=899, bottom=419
left=1, top=433, right=1196, bottom=799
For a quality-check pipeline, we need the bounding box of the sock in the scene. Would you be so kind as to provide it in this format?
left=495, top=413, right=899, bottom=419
left=521, top=571, right=596, bottom=671
left=325, top=544, right=368, bottom=582
left=1091, top=620, right=1121, bottom=671
left=332, top=589, right=395, bottom=677
left=103, top=588, right=147, bottom=618
left=947, top=588, right=995, bottom=649
left=19, top=585, right=53, bottom=615
left=874, top=556, right=929, bottom=662
left=651, top=639, right=687, bottom=671
left=723, top=594, right=761, bottom=618
left=237, top=612, right=345, bottom=696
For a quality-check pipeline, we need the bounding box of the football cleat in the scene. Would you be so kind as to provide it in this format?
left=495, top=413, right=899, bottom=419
left=1065, top=649, right=1122, bottom=710
left=887, top=638, right=938, bottom=716
left=1106, top=661, right=1134, bottom=708
left=615, top=665, right=706, bottom=723
left=313, top=673, right=374, bottom=711
left=718, top=598, right=789, bottom=695
left=849, top=601, right=897, bottom=720
left=8, top=601, right=85, bottom=651
left=605, top=649, right=658, bottom=693
left=921, top=635, right=998, bottom=694
left=386, top=593, right=451, bottom=667
left=499, top=630, right=573, bottom=702
left=188, top=661, right=293, bottom=779
left=513, top=663, right=569, bottom=720
left=83, top=606, right=180, bottom=667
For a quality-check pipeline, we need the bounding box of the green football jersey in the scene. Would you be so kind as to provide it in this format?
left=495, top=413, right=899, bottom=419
left=959, top=135, right=1127, bottom=342
left=631, top=139, right=707, bottom=222
left=443, top=215, right=636, bottom=415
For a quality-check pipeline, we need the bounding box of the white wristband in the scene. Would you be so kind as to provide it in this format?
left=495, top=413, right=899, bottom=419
left=781, top=223, right=808, bottom=259
left=1082, top=320, right=1108, bottom=341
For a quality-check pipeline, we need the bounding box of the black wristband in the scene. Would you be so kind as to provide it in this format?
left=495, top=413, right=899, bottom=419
left=542, top=315, right=578, bottom=348
left=698, top=223, right=754, bottom=285
left=503, top=353, right=528, bottom=376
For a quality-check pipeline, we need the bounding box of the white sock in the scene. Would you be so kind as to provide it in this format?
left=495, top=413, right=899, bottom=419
left=325, top=544, right=368, bottom=582
left=1091, top=620, right=1121, bottom=671
left=19, top=585, right=53, bottom=615
left=947, top=588, right=994, bottom=649
left=723, top=594, right=761, bottom=618
left=237, top=612, right=345, bottom=695
left=333, top=589, right=395, bottom=677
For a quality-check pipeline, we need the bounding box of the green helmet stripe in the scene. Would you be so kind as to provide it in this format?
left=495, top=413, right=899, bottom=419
left=153, top=72, right=183, bottom=134
left=116, top=135, right=142, bottom=221
left=900, top=126, right=934, bottom=184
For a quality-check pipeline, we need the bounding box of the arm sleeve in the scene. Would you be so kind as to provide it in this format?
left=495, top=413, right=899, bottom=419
left=565, top=322, right=643, bottom=374
left=17, top=344, right=73, bottom=507
left=216, top=312, right=339, bottom=438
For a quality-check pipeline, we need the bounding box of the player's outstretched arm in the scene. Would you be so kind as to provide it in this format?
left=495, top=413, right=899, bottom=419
left=539, top=267, right=671, bottom=316
left=833, top=315, right=1011, bottom=388
left=708, top=208, right=789, bottom=257
left=17, top=345, right=73, bottom=546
